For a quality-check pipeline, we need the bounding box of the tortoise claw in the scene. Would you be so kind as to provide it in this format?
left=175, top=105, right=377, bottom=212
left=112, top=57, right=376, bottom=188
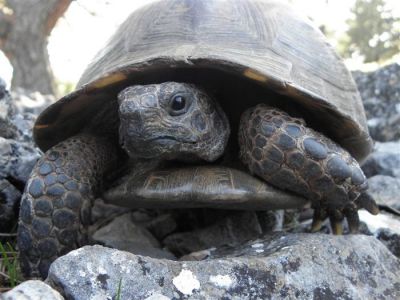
left=330, top=220, right=344, bottom=235
left=355, top=192, right=380, bottom=215
left=310, top=206, right=327, bottom=232
left=311, top=203, right=361, bottom=234
left=309, top=192, right=381, bottom=235
left=311, top=218, right=323, bottom=232
left=328, top=209, right=344, bottom=235
left=344, top=203, right=360, bottom=233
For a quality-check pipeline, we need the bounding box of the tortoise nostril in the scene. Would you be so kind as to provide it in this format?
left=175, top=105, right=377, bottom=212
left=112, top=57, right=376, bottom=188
left=191, top=112, right=206, bottom=132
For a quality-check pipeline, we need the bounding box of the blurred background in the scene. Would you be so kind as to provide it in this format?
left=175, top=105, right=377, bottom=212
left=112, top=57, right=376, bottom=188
left=0, top=0, right=399, bottom=96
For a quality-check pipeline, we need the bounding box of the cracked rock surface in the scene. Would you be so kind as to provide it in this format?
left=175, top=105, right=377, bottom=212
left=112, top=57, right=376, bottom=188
left=353, top=63, right=400, bottom=142
left=0, top=81, right=50, bottom=233
left=46, top=234, right=400, bottom=300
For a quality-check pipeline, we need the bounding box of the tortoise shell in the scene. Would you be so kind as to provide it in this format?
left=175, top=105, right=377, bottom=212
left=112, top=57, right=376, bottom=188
left=34, top=0, right=372, bottom=162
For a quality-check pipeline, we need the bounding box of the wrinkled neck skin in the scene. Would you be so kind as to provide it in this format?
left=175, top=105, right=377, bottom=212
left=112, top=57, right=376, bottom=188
left=117, top=82, right=230, bottom=170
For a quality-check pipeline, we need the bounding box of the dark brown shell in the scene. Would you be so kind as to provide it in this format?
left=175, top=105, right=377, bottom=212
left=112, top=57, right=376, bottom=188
left=34, top=0, right=372, bottom=162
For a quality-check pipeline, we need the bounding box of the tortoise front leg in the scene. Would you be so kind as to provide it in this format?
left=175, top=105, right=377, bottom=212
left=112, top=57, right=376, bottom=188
left=17, top=133, right=119, bottom=278
left=238, top=104, right=379, bottom=234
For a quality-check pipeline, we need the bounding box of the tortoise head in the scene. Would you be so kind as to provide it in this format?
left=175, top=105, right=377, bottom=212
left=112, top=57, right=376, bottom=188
left=117, top=82, right=230, bottom=162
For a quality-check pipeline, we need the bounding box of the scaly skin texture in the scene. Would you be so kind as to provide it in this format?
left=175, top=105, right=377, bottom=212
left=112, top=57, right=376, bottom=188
left=118, top=82, right=230, bottom=162
left=17, top=134, right=118, bottom=278
left=239, top=104, right=378, bottom=233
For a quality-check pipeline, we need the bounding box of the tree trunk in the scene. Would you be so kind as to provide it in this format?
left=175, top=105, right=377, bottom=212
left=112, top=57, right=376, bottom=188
left=0, top=0, right=72, bottom=95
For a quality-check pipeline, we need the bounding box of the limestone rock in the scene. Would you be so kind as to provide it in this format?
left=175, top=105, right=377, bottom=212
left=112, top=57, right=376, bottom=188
left=0, top=137, right=41, bottom=183
left=362, top=141, right=400, bottom=178
left=163, top=211, right=263, bottom=256
left=142, top=213, right=178, bottom=240
left=353, top=63, right=400, bottom=142
left=47, top=234, right=400, bottom=300
left=90, top=198, right=131, bottom=224
left=359, top=210, right=400, bottom=258
left=0, top=79, right=17, bottom=139
left=0, top=179, right=21, bottom=231
left=1, top=280, right=64, bottom=300
left=11, top=88, right=55, bottom=117
left=92, top=212, right=176, bottom=259
left=367, top=175, right=400, bottom=210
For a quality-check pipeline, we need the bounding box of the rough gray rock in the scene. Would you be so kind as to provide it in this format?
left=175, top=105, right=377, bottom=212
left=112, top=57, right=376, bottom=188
left=11, top=88, right=55, bottom=117
left=353, top=63, right=400, bottom=142
left=362, top=141, right=400, bottom=178
left=0, top=179, right=21, bottom=231
left=257, top=210, right=285, bottom=232
left=359, top=210, right=400, bottom=258
left=367, top=175, right=400, bottom=210
left=11, top=113, right=37, bottom=144
left=47, top=234, right=400, bottom=300
left=180, top=248, right=215, bottom=261
left=0, top=79, right=17, bottom=139
left=0, top=84, right=53, bottom=143
left=0, top=137, right=41, bottom=183
left=141, top=213, right=178, bottom=240
left=90, top=198, right=131, bottom=224
left=92, top=213, right=176, bottom=259
left=163, top=211, right=263, bottom=256
left=0, top=83, right=46, bottom=187
left=376, top=229, right=400, bottom=259
left=1, top=280, right=64, bottom=300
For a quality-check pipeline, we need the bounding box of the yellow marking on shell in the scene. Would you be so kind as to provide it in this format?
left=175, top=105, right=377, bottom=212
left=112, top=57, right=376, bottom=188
left=243, top=69, right=268, bottom=83
left=91, top=73, right=127, bottom=89
left=34, top=124, right=50, bottom=129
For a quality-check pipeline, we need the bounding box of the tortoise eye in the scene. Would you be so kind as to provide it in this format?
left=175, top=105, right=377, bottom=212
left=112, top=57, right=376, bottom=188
left=169, top=95, right=187, bottom=115
left=171, top=95, right=186, bottom=110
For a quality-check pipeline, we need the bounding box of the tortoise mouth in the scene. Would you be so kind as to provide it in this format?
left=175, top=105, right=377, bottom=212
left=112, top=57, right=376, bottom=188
left=120, top=133, right=197, bottom=149
left=149, top=136, right=197, bottom=144
left=120, top=134, right=200, bottom=160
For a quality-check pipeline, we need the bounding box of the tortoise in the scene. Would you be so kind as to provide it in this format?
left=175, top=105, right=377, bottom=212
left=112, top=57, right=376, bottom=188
left=17, top=0, right=379, bottom=278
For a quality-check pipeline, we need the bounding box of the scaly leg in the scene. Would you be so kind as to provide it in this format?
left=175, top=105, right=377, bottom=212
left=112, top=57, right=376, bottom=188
left=238, top=104, right=378, bottom=234
left=17, top=133, right=119, bottom=278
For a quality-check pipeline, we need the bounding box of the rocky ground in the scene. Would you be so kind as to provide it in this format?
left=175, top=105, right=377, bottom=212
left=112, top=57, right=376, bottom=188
left=1, top=64, right=400, bottom=299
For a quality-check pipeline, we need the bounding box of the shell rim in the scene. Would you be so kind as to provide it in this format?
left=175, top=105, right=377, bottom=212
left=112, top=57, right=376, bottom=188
left=34, top=57, right=373, bottom=162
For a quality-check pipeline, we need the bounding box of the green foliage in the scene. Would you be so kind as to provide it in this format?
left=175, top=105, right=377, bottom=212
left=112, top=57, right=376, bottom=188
left=116, top=278, right=122, bottom=300
left=0, top=241, right=20, bottom=288
left=56, top=80, right=76, bottom=97
left=340, top=0, right=400, bottom=63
